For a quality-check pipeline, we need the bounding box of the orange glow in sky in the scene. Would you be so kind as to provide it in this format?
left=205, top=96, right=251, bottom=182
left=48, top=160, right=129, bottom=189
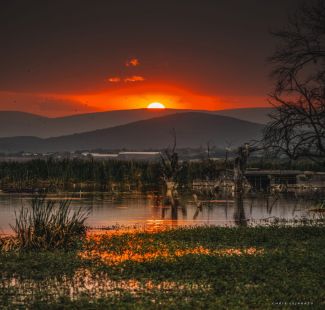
left=0, top=82, right=268, bottom=117
left=66, top=83, right=267, bottom=112
left=0, top=1, right=289, bottom=118
left=66, top=83, right=213, bottom=111
left=147, top=102, right=165, bottom=109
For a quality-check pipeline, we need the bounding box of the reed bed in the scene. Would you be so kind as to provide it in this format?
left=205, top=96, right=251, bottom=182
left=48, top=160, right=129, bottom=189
left=1, top=196, right=89, bottom=251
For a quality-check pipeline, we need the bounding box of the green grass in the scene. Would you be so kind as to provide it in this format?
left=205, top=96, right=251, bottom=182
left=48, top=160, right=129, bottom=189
left=0, top=225, right=324, bottom=309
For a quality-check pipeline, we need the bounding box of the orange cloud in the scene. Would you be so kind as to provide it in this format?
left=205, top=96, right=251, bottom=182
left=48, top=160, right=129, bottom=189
left=107, top=77, right=121, bottom=83
left=107, top=76, right=145, bottom=83
left=125, top=58, right=140, bottom=67
left=124, top=75, right=145, bottom=82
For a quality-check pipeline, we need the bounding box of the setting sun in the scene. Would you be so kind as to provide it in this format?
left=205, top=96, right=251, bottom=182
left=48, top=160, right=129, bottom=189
left=147, top=102, right=166, bottom=109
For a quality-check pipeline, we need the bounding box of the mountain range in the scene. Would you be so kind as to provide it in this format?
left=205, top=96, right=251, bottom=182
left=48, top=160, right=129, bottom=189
left=0, top=112, right=264, bottom=152
left=0, top=107, right=272, bottom=138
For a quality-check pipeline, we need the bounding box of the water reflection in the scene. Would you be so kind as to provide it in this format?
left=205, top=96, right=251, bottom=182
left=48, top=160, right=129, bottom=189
left=0, top=192, right=323, bottom=233
left=234, top=194, right=247, bottom=226
left=0, top=268, right=211, bottom=305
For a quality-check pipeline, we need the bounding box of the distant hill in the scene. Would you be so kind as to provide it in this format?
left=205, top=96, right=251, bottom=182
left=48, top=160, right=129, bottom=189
left=0, top=109, right=178, bottom=138
left=0, top=112, right=264, bottom=152
left=0, top=111, right=51, bottom=138
left=215, top=107, right=273, bottom=124
left=0, top=107, right=272, bottom=138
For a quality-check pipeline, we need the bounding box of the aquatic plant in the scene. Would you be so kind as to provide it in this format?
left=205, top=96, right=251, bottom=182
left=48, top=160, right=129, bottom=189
left=7, top=196, right=89, bottom=251
left=0, top=225, right=324, bottom=308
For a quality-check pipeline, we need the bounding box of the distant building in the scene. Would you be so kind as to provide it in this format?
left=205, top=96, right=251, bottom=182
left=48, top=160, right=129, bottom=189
left=245, top=169, right=325, bottom=191
left=192, top=170, right=325, bottom=193
left=82, top=152, right=118, bottom=159
left=117, top=152, right=161, bottom=161
left=82, top=151, right=161, bottom=161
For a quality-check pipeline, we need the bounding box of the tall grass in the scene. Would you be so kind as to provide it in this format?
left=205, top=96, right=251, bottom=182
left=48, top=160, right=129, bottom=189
left=0, top=158, right=224, bottom=192
left=9, top=196, right=89, bottom=251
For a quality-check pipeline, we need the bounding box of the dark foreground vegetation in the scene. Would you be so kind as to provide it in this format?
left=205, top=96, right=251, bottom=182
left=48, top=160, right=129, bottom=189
left=0, top=224, right=324, bottom=309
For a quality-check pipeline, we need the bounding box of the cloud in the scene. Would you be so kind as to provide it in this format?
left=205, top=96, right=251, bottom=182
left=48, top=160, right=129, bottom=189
left=107, top=77, right=121, bottom=83
left=125, top=58, right=140, bottom=67
left=107, top=58, right=143, bottom=84
left=124, top=75, right=145, bottom=82
left=0, top=91, right=97, bottom=117
left=107, top=75, right=145, bottom=83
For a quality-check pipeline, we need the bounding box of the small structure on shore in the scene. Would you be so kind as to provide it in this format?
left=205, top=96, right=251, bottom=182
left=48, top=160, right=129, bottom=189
left=118, top=152, right=161, bottom=161
left=82, top=151, right=161, bottom=161
left=192, top=169, right=325, bottom=193
left=245, top=169, right=325, bottom=192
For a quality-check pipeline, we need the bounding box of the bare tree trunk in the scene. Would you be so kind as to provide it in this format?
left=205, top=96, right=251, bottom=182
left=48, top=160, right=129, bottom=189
left=161, top=130, right=181, bottom=208
left=234, top=194, right=247, bottom=226
left=234, top=144, right=250, bottom=194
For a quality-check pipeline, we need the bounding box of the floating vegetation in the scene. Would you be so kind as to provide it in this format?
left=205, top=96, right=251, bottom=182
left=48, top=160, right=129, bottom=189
left=0, top=268, right=211, bottom=306
left=0, top=225, right=324, bottom=308
left=81, top=233, right=264, bottom=265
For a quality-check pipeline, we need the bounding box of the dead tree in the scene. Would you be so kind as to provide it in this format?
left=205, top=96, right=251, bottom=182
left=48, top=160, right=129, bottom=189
left=231, top=143, right=256, bottom=226
left=232, top=143, right=262, bottom=226
left=233, top=142, right=262, bottom=193
left=233, top=143, right=251, bottom=194
left=233, top=193, right=247, bottom=226
left=160, top=129, right=182, bottom=206
left=264, top=0, right=325, bottom=163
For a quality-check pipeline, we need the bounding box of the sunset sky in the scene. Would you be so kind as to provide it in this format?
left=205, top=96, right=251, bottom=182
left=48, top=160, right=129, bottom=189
left=1, top=0, right=300, bottom=116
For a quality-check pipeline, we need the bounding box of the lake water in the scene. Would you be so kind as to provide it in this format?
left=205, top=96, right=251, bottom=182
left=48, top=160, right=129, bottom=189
left=0, top=192, right=322, bottom=234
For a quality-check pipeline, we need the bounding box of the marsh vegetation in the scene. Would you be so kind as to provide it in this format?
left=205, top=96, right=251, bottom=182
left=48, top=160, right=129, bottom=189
left=1, top=197, right=89, bottom=252
left=0, top=158, right=323, bottom=193
left=0, top=225, right=324, bottom=308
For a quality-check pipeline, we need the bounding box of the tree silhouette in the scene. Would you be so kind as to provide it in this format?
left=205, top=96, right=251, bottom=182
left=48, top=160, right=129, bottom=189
left=264, top=0, right=325, bottom=163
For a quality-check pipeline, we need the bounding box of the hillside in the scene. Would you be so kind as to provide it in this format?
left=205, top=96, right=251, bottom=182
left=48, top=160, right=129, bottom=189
left=0, top=107, right=271, bottom=138
left=0, top=109, right=182, bottom=138
left=215, top=107, right=272, bottom=124
left=0, top=111, right=50, bottom=137
left=0, top=112, right=264, bottom=152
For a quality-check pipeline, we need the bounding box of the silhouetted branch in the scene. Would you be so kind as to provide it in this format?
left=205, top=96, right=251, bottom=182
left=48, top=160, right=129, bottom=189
left=264, top=0, right=325, bottom=163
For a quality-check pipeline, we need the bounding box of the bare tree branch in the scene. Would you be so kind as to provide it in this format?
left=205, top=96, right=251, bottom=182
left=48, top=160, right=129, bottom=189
left=264, top=0, right=325, bottom=163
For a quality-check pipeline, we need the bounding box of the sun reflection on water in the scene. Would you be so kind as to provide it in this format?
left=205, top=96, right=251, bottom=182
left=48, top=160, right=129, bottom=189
left=80, top=232, right=264, bottom=265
